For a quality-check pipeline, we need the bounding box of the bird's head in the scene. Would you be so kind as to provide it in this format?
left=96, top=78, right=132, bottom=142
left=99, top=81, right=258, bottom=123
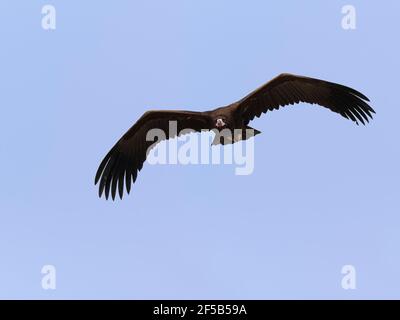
left=214, top=117, right=228, bottom=130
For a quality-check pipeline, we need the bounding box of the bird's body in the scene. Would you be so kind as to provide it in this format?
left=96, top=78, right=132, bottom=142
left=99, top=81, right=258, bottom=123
left=95, top=73, right=375, bottom=200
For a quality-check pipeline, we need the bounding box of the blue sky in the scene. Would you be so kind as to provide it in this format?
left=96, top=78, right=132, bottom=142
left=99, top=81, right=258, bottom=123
left=0, top=0, right=399, bottom=299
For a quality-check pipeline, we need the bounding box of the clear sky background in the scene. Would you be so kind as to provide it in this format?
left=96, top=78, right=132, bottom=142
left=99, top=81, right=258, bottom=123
left=0, top=0, right=399, bottom=299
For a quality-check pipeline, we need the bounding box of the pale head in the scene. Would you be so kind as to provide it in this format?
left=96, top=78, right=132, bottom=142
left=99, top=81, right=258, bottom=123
left=215, top=118, right=227, bottom=129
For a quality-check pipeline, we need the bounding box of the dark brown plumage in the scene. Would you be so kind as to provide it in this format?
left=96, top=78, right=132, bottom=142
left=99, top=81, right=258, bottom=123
left=95, top=73, right=375, bottom=200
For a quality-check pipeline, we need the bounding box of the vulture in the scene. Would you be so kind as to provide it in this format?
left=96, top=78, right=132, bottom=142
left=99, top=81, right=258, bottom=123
left=95, top=73, right=375, bottom=200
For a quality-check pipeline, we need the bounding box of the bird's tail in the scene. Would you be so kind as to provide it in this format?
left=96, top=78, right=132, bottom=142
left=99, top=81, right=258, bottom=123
left=212, top=126, right=261, bottom=145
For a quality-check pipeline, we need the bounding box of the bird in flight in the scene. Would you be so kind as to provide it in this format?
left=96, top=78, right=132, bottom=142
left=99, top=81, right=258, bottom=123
left=95, top=73, right=375, bottom=200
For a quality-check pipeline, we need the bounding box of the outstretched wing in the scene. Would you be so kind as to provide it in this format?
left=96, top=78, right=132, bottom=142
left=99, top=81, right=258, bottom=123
left=235, top=73, right=375, bottom=125
left=95, top=110, right=211, bottom=200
